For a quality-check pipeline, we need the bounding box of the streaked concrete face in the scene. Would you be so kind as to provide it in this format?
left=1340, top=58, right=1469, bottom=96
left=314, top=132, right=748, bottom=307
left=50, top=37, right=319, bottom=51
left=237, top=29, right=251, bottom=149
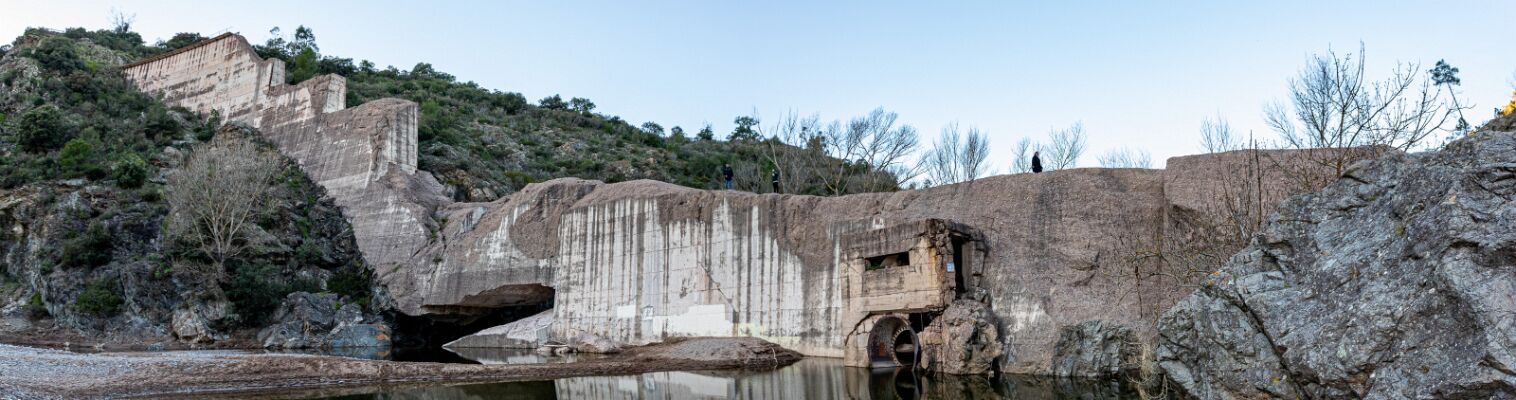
left=126, top=35, right=1326, bottom=374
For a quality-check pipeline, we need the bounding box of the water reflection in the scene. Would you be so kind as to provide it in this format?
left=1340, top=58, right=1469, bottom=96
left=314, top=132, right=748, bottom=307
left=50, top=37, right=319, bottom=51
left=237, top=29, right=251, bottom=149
left=302, top=358, right=1151, bottom=400
left=443, top=347, right=610, bottom=365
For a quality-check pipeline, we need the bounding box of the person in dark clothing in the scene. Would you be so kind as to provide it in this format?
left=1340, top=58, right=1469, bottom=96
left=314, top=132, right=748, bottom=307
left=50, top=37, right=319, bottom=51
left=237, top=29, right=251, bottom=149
left=1031, top=151, right=1044, bottom=173
left=771, top=170, right=781, bottom=193
left=721, top=164, right=734, bottom=189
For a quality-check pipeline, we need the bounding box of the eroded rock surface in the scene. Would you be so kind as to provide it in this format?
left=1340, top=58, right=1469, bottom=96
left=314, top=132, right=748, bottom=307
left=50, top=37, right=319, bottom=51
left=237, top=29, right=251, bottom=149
left=1157, top=129, right=1516, bottom=399
left=257, top=292, right=389, bottom=349
left=1050, top=320, right=1140, bottom=378
left=918, top=299, right=1003, bottom=375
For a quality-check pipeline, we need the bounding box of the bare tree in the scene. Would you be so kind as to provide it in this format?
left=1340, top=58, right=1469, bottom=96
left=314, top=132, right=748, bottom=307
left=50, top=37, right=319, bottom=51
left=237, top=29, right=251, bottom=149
left=757, top=109, right=827, bottom=194
left=923, top=122, right=992, bottom=185
left=1043, top=122, right=1086, bottom=170
left=108, top=8, right=135, bottom=34
left=1097, top=147, right=1153, bottom=168
left=820, top=108, right=920, bottom=194
left=1264, top=43, right=1453, bottom=187
left=1200, top=114, right=1238, bottom=153
left=1009, top=138, right=1037, bottom=174
left=167, top=136, right=284, bottom=270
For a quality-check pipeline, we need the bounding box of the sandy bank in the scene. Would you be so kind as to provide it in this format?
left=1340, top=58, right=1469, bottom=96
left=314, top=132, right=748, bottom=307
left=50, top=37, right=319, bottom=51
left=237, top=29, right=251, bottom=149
left=0, top=338, right=800, bottom=399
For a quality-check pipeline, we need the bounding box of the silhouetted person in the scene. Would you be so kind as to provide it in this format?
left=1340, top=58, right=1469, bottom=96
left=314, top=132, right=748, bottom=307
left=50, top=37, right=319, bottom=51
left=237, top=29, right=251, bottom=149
left=721, top=164, right=734, bottom=189
left=771, top=170, right=781, bottom=193
left=1031, top=151, right=1044, bottom=173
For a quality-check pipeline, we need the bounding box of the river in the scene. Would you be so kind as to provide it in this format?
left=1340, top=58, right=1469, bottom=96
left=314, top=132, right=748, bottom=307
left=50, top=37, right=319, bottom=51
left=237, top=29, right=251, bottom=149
left=242, top=347, right=1167, bottom=400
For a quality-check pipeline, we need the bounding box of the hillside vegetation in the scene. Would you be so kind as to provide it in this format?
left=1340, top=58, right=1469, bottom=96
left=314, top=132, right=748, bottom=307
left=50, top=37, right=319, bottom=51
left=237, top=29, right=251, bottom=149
left=0, top=27, right=372, bottom=345
left=225, top=26, right=903, bottom=201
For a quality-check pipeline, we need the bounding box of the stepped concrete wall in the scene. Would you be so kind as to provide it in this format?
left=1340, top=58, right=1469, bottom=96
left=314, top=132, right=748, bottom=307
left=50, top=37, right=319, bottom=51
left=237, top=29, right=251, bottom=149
left=124, top=34, right=448, bottom=280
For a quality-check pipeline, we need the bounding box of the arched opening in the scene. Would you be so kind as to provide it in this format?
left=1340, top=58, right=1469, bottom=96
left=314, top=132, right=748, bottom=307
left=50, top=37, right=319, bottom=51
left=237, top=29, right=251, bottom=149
left=867, top=316, right=919, bottom=368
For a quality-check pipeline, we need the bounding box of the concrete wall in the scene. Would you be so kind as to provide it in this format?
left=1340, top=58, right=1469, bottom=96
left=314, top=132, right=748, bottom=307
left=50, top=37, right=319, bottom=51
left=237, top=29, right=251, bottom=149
left=413, top=163, right=1275, bottom=373
left=123, top=35, right=1323, bottom=374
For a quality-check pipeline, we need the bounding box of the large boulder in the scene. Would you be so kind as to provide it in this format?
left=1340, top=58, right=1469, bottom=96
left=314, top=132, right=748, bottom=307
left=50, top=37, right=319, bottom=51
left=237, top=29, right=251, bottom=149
left=257, top=292, right=388, bottom=349
left=918, top=299, right=1002, bottom=375
left=1157, top=130, right=1516, bottom=399
left=443, top=309, right=553, bottom=349
left=571, top=332, right=623, bottom=354
left=1050, top=320, right=1140, bottom=378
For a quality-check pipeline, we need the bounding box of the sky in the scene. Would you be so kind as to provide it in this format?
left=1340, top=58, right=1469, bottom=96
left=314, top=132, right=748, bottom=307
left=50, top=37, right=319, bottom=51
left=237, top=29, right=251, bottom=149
left=5, top=1, right=1515, bottom=171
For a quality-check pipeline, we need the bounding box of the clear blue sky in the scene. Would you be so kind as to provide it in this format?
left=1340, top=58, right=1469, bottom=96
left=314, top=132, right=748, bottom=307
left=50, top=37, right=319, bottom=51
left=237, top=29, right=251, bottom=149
left=6, top=1, right=1514, bottom=170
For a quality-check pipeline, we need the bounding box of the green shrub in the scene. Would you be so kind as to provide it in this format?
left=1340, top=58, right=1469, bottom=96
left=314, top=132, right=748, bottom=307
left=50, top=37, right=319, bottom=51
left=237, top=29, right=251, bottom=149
left=26, top=36, right=85, bottom=73
left=224, top=263, right=320, bottom=326
left=144, top=106, right=180, bottom=140
left=61, top=222, right=112, bottom=269
left=26, top=292, right=48, bottom=318
left=16, top=105, right=70, bottom=153
left=74, top=278, right=122, bottom=316
left=59, top=138, right=96, bottom=177
left=113, top=153, right=148, bottom=188
left=138, top=186, right=162, bottom=202
left=327, top=267, right=372, bottom=307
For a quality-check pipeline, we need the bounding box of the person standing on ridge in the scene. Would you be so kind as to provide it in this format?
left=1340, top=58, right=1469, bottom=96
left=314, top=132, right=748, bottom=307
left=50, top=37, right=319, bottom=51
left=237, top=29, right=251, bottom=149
left=771, top=170, right=781, bottom=193
left=1031, top=151, right=1044, bottom=173
left=722, top=163, right=735, bottom=190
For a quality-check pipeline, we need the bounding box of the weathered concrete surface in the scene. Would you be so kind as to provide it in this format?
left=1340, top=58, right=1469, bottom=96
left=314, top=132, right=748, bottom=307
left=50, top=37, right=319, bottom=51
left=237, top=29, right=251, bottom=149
left=424, top=153, right=1305, bottom=373
left=124, top=34, right=1326, bottom=375
left=443, top=309, right=554, bottom=349
left=1156, top=129, right=1516, bottom=398
left=123, top=34, right=448, bottom=289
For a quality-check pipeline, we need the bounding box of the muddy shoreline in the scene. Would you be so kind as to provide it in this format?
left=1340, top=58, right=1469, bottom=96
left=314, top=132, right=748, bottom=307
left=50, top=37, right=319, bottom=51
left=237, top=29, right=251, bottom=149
left=0, top=338, right=801, bottom=399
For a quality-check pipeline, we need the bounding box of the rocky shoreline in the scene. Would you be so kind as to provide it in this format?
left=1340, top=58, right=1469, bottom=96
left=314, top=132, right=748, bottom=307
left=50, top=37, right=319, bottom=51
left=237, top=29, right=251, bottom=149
left=0, top=338, right=801, bottom=399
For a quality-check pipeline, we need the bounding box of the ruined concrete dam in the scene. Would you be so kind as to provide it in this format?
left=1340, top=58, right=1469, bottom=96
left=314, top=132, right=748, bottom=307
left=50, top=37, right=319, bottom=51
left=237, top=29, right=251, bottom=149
left=124, top=33, right=1311, bottom=374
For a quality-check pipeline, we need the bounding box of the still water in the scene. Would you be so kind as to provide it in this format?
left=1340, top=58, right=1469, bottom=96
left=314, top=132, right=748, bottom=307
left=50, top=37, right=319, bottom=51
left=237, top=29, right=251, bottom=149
left=258, top=348, right=1162, bottom=400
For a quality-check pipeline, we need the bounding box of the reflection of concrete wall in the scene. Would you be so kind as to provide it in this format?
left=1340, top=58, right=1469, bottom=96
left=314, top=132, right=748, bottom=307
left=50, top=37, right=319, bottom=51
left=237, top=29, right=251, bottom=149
left=548, top=358, right=1137, bottom=399
left=554, top=358, right=853, bottom=399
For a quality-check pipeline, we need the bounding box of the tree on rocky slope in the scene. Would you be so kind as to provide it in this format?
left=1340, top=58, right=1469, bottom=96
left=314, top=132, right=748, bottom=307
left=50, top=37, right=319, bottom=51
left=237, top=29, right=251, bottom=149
left=166, top=135, right=283, bottom=271
left=1264, top=43, right=1455, bottom=189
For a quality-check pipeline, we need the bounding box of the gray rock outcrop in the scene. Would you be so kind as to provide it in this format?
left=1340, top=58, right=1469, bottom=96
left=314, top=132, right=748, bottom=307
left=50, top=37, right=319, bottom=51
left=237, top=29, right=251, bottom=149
left=918, top=299, right=1003, bottom=375
left=1157, top=129, right=1516, bottom=398
left=257, top=292, right=389, bottom=349
left=1050, top=320, right=1140, bottom=378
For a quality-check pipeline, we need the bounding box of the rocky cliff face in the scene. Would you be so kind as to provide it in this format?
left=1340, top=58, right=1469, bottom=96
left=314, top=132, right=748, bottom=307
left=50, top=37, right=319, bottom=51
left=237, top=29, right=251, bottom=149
left=1157, top=125, right=1516, bottom=398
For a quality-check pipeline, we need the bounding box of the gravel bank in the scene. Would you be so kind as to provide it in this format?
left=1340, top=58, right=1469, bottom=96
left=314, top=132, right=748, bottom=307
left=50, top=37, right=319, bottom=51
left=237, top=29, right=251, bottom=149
left=0, top=338, right=801, bottom=399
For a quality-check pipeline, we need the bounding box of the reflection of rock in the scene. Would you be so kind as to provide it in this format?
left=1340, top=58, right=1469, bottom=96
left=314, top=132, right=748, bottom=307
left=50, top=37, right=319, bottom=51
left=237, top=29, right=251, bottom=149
left=444, top=309, right=553, bottom=349
left=329, top=323, right=392, bottom=348
left=918, top=299, right=1002, bottom=375
left=257, top=292, right=389, bottom=349
left=1050, top=320, right=1139, bottom=378
left=445, top=347, right=608, bottom=364
left=1158, top=131, right=1516, bottom=398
